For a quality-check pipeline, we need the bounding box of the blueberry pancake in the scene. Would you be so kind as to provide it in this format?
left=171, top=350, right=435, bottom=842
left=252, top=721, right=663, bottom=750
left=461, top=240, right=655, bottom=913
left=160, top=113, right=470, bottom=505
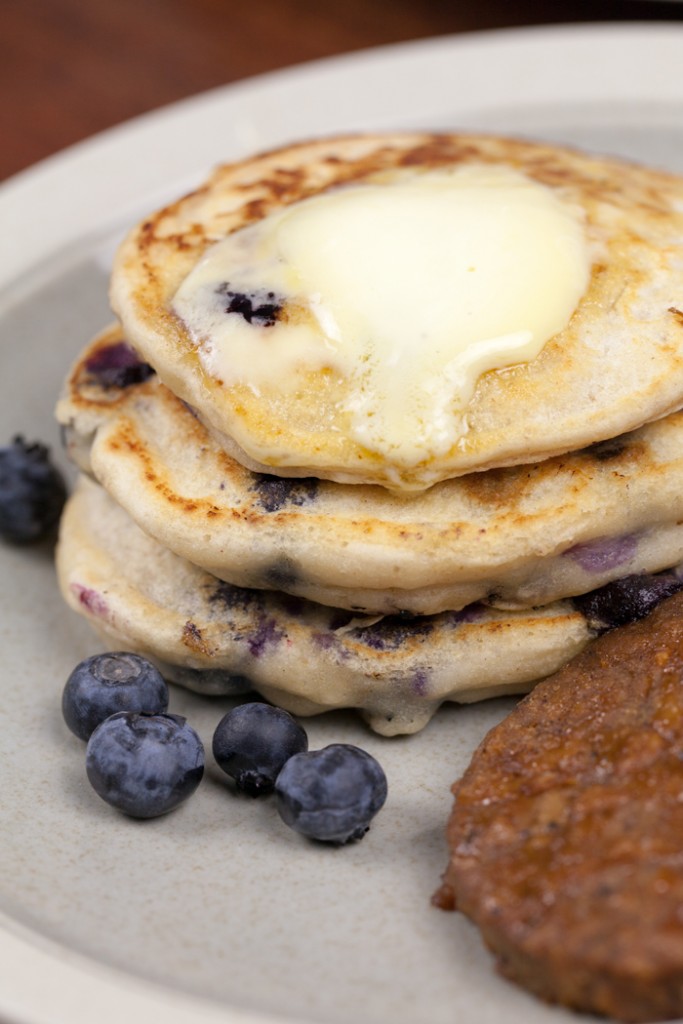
left=110, top=132, right=683, bottom=491
left=57, top=324, right=683, bottom=615
left=55, top=476, right=594, bottom=736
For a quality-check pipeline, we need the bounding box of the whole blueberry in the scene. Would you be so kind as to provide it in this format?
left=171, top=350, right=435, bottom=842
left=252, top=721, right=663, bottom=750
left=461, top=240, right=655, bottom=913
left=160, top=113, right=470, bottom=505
left=0, top=436, right=67, bottom=543
left=62, top=652, right=169, bottom=740
left=275, top=743, right=388, bottom=844
left=212, top=702, right=308, bottom=796
left=85, top=712, right=204, bottom=818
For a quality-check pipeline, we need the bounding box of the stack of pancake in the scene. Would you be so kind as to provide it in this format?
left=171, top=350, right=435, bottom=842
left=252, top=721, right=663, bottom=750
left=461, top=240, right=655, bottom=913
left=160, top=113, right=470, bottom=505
left=55, top=132, right=683, bottom=735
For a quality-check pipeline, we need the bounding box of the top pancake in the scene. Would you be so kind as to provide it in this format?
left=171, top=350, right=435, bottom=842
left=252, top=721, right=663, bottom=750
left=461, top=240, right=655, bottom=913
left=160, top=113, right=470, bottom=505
left=110, top=132, right=683, bottom=490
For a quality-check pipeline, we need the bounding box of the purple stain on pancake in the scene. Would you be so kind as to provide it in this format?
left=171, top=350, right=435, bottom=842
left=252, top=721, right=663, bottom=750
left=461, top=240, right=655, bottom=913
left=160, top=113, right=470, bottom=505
left=411, top=669, right=430, bottom=697
left=72, top=583, right=109, bottom=619
left=208, top=584, right=287, bottom=655
left=250, top=474, right=319, bottom=513
left=312, top=631, right=340, bottom=652
left=564, top=533, right=638, bottom=573
left=448, top=603, right=487, bottom=625
left=85, top=341, right=155, bottom=389
left=248, top=615, right=285, bottom=657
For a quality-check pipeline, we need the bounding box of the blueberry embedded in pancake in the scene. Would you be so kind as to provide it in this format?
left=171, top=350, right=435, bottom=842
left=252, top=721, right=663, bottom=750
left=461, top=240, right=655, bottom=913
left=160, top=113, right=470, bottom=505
left=215, top=284, right=284, bottom=327
left=57, top=324, right=157, bottom=476
left=83, top=339, right=155, bottom=389
left=572, top=570, right=683, bottom=633
left=249, top=474, right=319, bottom=513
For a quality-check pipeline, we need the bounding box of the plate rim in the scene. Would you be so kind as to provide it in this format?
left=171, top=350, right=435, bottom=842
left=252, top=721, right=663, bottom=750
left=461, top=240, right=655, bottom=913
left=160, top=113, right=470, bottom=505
left=0, top=910, right=283, bottom=1024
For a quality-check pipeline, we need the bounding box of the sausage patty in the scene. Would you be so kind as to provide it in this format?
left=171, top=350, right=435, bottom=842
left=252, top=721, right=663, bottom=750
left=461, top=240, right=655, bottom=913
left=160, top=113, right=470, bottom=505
left=436, top=589, right=683, bottom=1022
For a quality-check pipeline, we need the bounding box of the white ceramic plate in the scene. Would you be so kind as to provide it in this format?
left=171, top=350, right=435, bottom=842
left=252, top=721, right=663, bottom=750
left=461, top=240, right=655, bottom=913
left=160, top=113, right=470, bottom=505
left=2, top=22, right=683, bottom=1024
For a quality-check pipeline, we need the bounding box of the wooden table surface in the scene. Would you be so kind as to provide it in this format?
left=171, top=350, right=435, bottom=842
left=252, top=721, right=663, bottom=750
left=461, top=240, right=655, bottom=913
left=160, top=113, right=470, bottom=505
left=2, top=0, right=681, bottom=184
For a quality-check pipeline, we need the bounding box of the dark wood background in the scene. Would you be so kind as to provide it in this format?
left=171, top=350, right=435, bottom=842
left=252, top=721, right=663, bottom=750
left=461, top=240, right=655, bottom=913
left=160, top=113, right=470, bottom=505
left=2, top=0, right=681, bottom=183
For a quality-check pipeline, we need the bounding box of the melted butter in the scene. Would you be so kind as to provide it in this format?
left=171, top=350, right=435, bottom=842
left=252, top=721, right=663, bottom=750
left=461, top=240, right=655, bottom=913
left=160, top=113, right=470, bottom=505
left=171, top=165, right=590, bottom=468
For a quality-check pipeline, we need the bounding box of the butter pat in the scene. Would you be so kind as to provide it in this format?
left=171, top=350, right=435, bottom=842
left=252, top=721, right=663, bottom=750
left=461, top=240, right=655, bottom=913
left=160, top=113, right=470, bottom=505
left=172, top=165, right=590, bottom=468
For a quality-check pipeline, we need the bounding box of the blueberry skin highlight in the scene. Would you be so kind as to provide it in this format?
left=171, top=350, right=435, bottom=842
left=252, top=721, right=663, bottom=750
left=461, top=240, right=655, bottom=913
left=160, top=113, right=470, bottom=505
left=212, top=702, right=308, bottom=796
left=0, top=436, right=67, bottom=543
left=275, top=743, right=388, bottom=844
left=85, top=712, right=204, bottom=818
left=62, top=652, right=169, bottom=741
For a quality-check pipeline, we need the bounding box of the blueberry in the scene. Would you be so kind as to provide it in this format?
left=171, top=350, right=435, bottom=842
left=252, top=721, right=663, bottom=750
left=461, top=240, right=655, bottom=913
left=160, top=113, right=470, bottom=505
left=573, top=571, right=683, bottom=633
left=212, top=702, right=308, bottom=796
left=84, top=341, right=155, bottom=389
left=215, top=283, right=283, bottom=327
left=85, top=712, right=204, bottom=818
left=62, top=652, right=169, bottom=740
left=275, top=743, right=388, bottom=844
left=0, top=436, right=67, bottom=543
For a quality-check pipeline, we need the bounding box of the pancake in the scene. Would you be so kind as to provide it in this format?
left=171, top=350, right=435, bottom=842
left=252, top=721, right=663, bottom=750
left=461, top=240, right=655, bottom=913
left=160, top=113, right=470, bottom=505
left=55, top=475, right=594, bottom=736
left=57, top=324, right=683, bottom=616
left=110, top=132, right=683, bottom=491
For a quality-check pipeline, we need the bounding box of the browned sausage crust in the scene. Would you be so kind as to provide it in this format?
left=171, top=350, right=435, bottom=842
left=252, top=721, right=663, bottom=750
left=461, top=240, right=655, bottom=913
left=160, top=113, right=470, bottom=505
left=436, top=590, right=683, bottom=1022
